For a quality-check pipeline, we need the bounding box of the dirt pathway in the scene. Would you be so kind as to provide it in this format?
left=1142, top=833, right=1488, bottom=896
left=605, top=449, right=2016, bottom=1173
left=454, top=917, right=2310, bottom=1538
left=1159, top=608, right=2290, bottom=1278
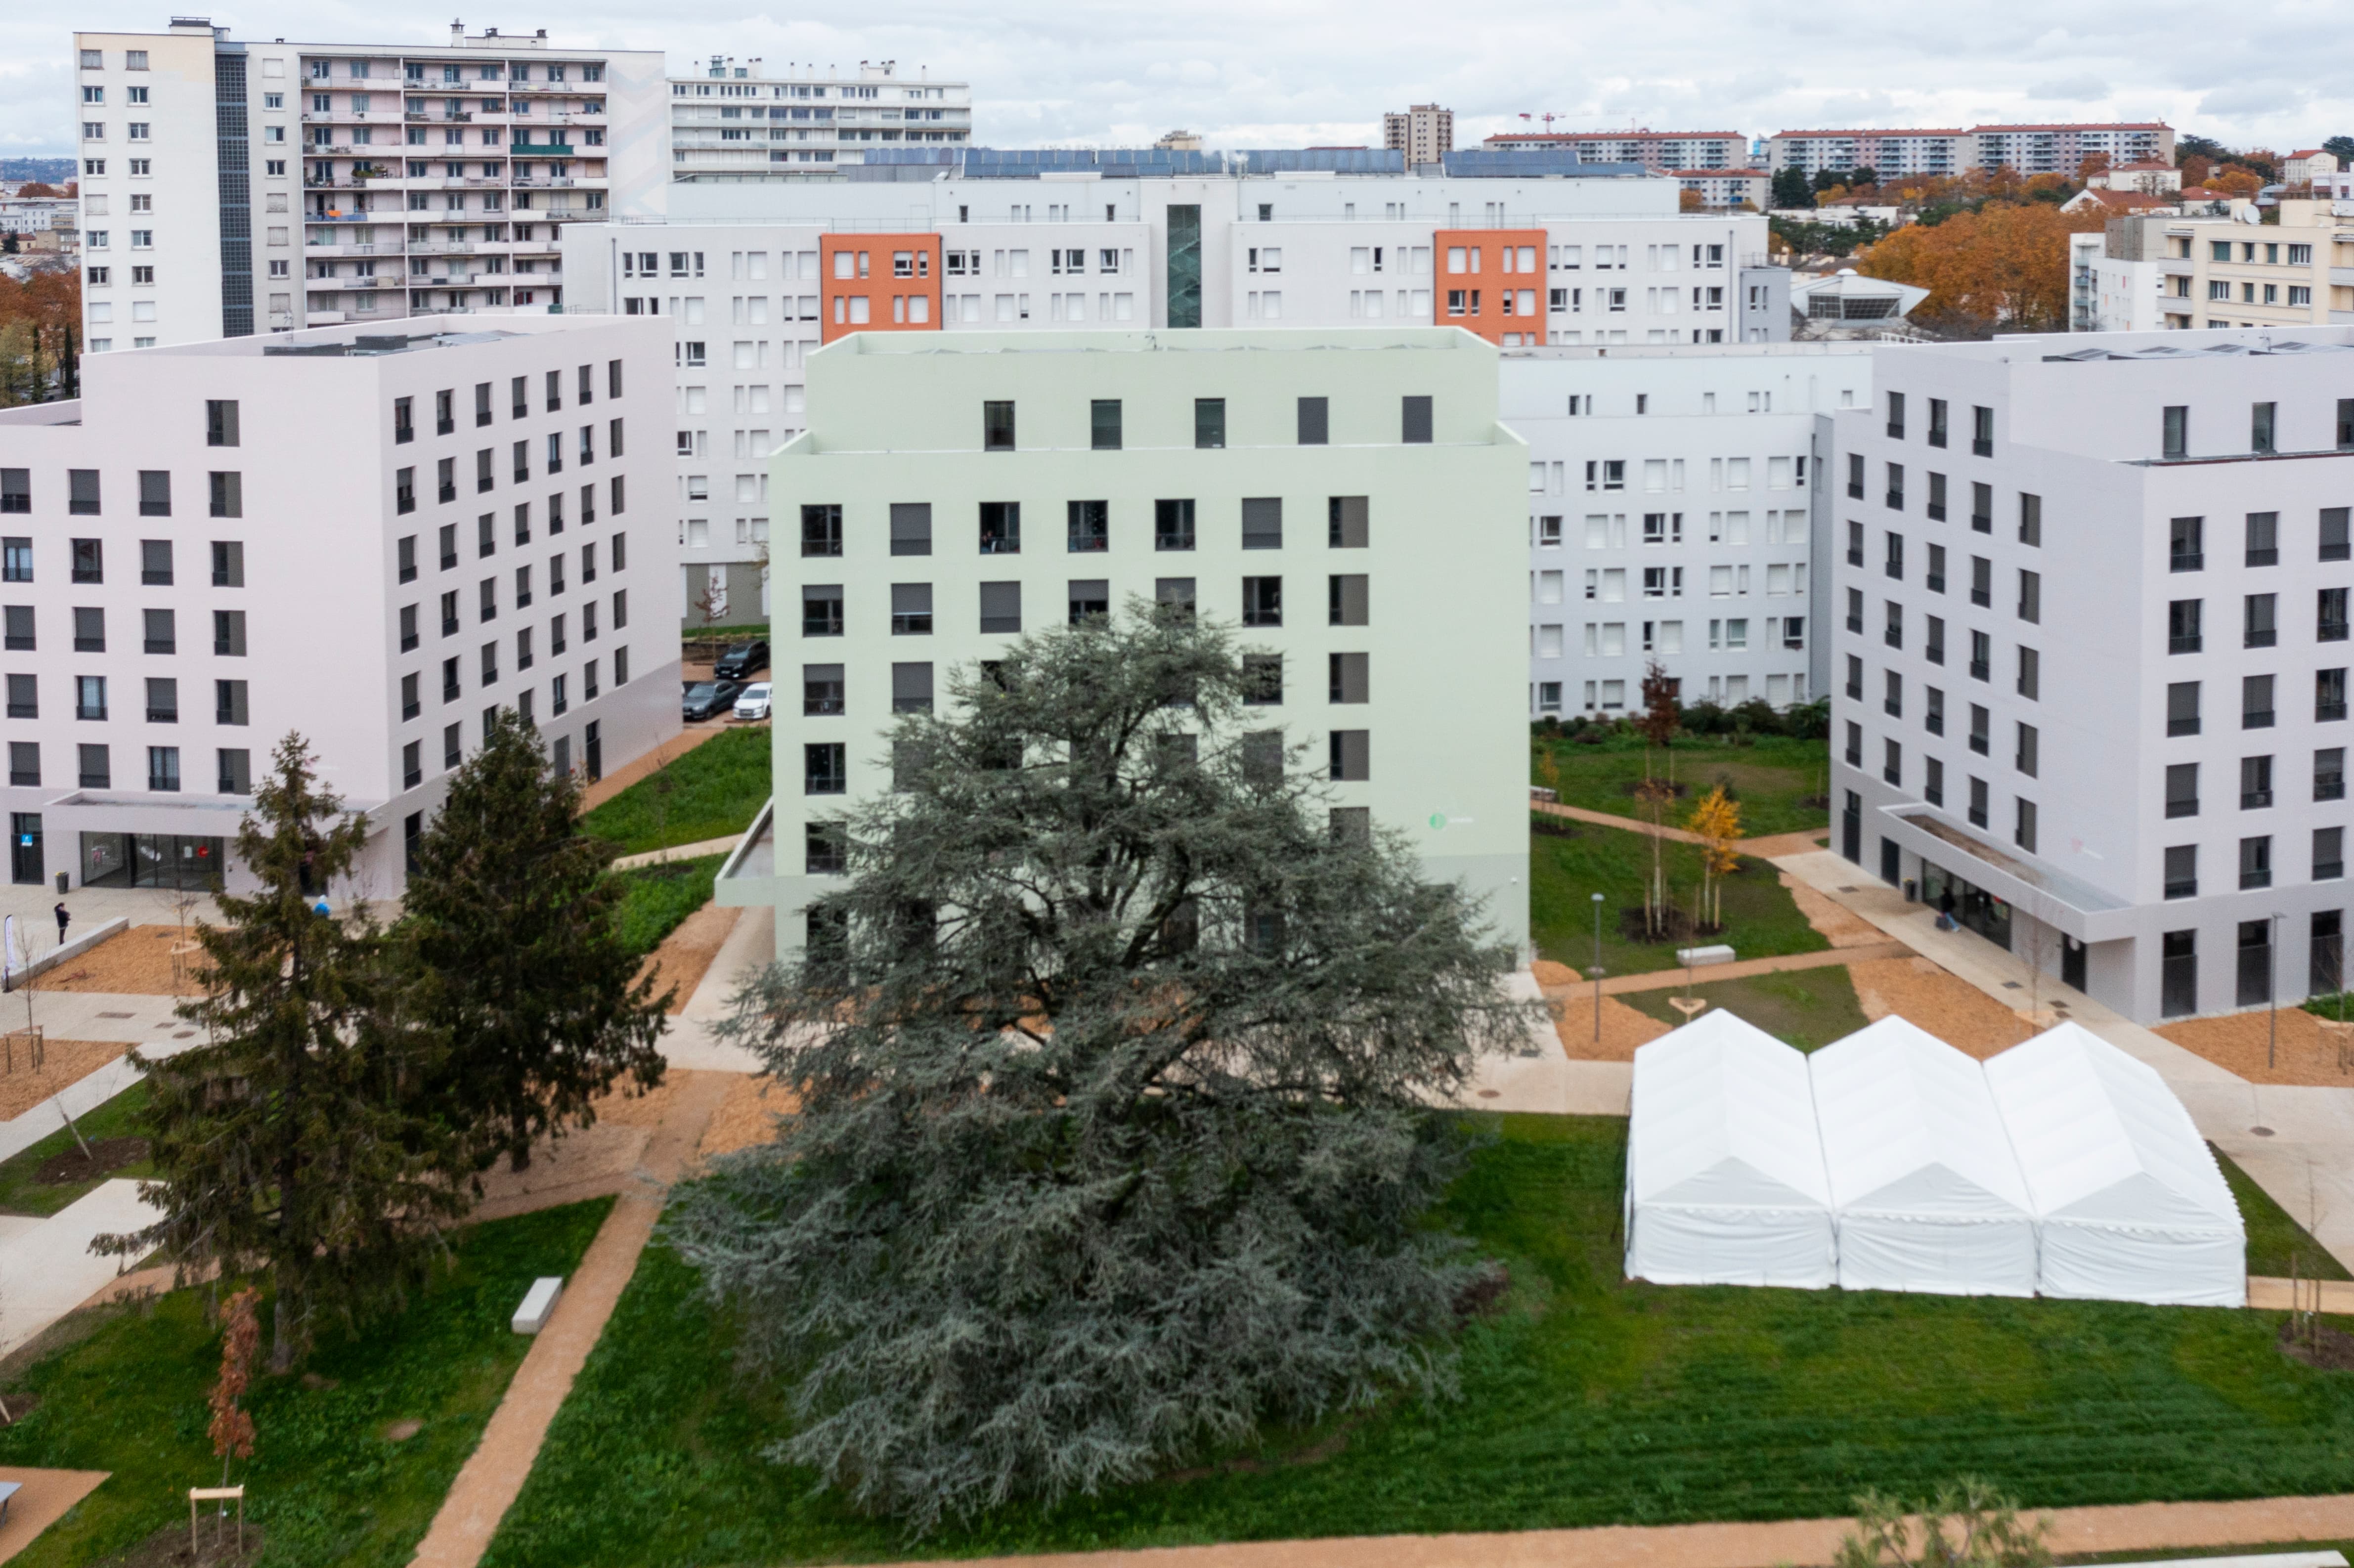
left=891, top=1492, right=2354, bottom=1568
left=406, top=1067, right=735, bottom=1568
left=1533, top=942, right=1910, bottom=1000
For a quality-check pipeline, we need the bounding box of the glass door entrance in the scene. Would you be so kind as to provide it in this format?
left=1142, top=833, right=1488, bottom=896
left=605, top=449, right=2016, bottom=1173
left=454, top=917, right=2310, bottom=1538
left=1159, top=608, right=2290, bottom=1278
left=1920, top=859, right=2013, bottom=951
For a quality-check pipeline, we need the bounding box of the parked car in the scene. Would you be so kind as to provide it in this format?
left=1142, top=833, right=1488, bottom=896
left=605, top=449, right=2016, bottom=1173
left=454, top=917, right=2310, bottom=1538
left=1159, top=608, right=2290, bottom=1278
left=712, top=640, right=771, bottom=680
left=682, top=679, right=745, bottom=722
left=733, top=682, right=774, bottom=721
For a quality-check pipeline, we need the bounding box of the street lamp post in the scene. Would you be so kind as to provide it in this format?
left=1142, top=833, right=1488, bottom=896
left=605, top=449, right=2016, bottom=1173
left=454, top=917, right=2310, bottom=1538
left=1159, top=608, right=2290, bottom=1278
left=2270, top=911, right=2283, bottom=1070
left=1590, top=892, right=1607, bottom=1043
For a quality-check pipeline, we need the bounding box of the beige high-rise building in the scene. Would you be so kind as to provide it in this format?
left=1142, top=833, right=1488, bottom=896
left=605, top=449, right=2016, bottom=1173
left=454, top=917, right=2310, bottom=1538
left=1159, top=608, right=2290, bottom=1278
left=1383, top=105, right=1453, bottom=166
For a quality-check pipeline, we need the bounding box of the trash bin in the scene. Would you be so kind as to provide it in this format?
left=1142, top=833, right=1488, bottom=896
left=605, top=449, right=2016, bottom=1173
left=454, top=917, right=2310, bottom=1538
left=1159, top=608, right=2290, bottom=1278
left=53, top=872, right=66, bottom=896
left=1903, top=878, right=1918, bottom=903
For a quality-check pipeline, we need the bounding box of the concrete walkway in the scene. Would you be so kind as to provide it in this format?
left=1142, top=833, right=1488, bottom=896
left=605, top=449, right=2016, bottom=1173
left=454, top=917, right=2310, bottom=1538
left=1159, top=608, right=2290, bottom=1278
left=892, top=1498, right=2354, bottom=1568
left=611, top=833, right=743, bottom=871
left=0, top=1179, right=160, bottom=1356
left=407, top=1067, right=735, bottom=1568
left=1541, top=941, right=1913, bottom=1002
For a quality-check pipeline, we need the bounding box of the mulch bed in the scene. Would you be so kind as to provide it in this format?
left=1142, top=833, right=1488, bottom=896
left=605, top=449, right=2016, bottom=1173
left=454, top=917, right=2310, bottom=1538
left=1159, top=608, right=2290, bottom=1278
left=106, top=1521, right=265, bottom=1568
left=35, top=1136, right=148, bottom=1186
left=2279, top=1318, right=2354, bottom=1372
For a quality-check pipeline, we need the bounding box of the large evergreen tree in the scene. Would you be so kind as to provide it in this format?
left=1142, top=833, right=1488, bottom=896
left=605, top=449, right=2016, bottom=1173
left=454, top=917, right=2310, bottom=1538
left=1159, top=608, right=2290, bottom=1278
left=669, top=606, right=1530, bottom=1531
left=99, top=734, right=465, bottom=1371
left=403, top=709, right=666, bottom=1172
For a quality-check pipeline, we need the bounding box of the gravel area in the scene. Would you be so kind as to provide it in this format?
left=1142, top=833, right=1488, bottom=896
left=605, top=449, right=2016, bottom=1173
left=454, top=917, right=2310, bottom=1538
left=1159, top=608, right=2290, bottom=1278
left=698, top=1074, right=796, bottom=1158
left=0, top=1039, right=129, bottom=1121
left=2157, top=1005, right=2354, bottom=1086
left=635, top=902, right=741, bottom=1016
left=37, top=925, right=207, bottom=997
left=1845, top=955, right=2042, bottom=1057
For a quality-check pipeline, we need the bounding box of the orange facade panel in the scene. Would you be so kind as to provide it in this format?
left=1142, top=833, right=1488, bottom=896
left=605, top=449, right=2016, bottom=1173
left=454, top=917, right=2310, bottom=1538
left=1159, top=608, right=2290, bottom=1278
left=818, top=233, right=944, bottom=345
left=1430, top=228, right=1550, bottom=346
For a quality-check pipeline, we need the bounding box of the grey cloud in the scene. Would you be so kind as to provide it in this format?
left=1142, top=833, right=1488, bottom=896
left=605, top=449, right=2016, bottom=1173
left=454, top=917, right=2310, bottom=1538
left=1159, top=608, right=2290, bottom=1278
left=2026, top=75, right=2110, bottom=101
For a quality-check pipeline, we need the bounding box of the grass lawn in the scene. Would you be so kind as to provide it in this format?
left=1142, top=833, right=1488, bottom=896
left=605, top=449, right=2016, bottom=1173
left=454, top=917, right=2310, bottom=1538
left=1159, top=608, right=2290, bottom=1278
left=484, top=1117, right=2354, bottom=1566
left=1621, top=969, right=1873, bottom=1050
left=2216, top=1144, right=2353, bottom=1281
left=1529, top=817, right=1828, bottom=978
left=1534, top=733, right=1831, bottom=838
left=0, top=1081, right=154, bottom=1218
left=580, top=727, right=772, bottom=855
left=0, top=1197, right=610, bottom=1568
left=613, top=854, right=726, bottom=957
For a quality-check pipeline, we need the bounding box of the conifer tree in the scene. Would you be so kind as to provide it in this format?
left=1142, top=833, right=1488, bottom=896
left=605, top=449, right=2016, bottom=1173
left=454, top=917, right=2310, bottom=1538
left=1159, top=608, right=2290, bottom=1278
left=671, top=605, right=1530, bottom=1531
left=99, top=734, right=465, bottom=1372
left=403, top=709, right=666, bottom=1172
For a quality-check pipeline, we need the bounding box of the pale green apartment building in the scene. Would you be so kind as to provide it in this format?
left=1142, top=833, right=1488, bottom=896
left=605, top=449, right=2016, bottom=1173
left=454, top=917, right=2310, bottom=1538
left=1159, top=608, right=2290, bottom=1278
left=715, top=327, right=1531, bottom=958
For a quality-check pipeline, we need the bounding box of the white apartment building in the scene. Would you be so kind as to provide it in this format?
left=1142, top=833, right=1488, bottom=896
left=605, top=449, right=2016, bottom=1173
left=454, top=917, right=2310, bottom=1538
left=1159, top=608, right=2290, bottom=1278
left=2071, top=231, right=2167, bottom=333
left=1831, top=328, right=2354, bottom=1025
left=1768, top=130, right=1971, bottom=180
left=560, top=149, right=1786, bottom=623
left=711, top=326, right=1529, bottom=961
left=0, top=313, right=677, bottom=896
left=1383, top=106, right=1454, bottom=166
left=1769, top=124, right=2175, bottom=179
left=669, top=58, right=969, bottom=181
left=1481, top=131, right=1750, bottom=174
left=1511, top=343, right=1871, bottom=719
left=72, top=20, right=665, bottom=351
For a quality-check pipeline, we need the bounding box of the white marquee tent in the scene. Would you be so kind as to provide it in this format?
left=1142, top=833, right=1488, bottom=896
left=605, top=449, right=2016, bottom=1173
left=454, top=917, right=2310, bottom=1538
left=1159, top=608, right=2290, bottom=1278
left=1983, top=1021, right=2245, bottom=1307
left=1809, top=1018, right=2038, bottom=1297
left=1625, top=1009, right=1835, bottom=1288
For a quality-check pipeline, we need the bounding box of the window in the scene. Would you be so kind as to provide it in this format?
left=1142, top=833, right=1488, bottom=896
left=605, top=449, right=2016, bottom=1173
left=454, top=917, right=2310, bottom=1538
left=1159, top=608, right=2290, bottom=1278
left=2170, top=679, right=2201, bottom=736
left=1195, top=398, right=1226, bottom=449
left=2245, top=593, right=2277, bottom=649
left=2016, top=722, right=2039, bottom=778
left=2245, top=672, right=2277, bottom=729
left=2241, top=835, right=2273, bottom=890
left=2168, top=599, right=2203, bottom=654
left=0, top=471, right=23, bottom=516
left=979, top=581, right=1022, bottom=634
left=2322, top=667, right=2349, bottom=722
left=1969, top=703, right=1990, bottom=756
left=1329, top=573, right=1369, bottom=627
left=143, top=608, right=174, bottom=654
left=2165, top=847, right=2198, bottom=902
left=1330, top=496, right=1369, bottom=548
left=2252, top=401, right=2277, bottom=455
left=2163, top=404, right=2188, bottom=460
left=1884, top=668, right=1904, bottom=717
left=0, top=540, right=25, bottom=585
left=1927, top=472, right=1947, bottom=521
left=71, top=539, right=101, bottom=584
left=979, top=502, right=1021, bottom=555
left=2171, top=516, right=2204, bottom=572
left=982, top=400, right=1015, bottom=452
left=76, top=678, right=107, bottom=724
left=1091, top=399, right=1122, bottom=451
left=209, top=472, right=241, bottom=519
left=2014, top=798, right=2037, bottom=854
left=1927, top=398, right=1948, bottom=448
left=2247, top=511, right=2280, bottom=567
left=1967, top=775, right=1989, bottom=828
left=137, top=471, right=170, bottom=517
left=891, top=583, right=933, bottom=635
left=1970, top=481, right=1991, bottom=533
left=1846, top=453, right=1865, bottom=499
left=2166, top=762, right=2200, bottom=818
left=1969, top=630, right=1991, bottom=682
left=804, top=742, right=847, bottom=795
left=3, top=677, right=30, bottom=719
left=2319, top=828, right=2345, bottom=882
left=1242, top=497, right=1282, bottom=550
left=1885, top=463, right=1904, bottom=510
left=1242, top=576, right=1283, bottom=627
left=801, top=503, right=842, bottom=558
left=1066, top=579, right=1110, bottom=625
left=1885, top=531, right=1904, bottom=580
left=1329, top=730, right=1370, bottom=782
left=1298, top=396, right=1329, bottom=446
left=1970, top=555, right=1992, bottom=608
left=1971, top=405, right=1993, bottom=457
left=1886, top=390, right=1906, bottom=439
left=73, top=607, right=104, bottom=653
left=803, top=663, right=846, bottom=716
left=1155, top=498, right=1196, bottom=552
left=802, top=584, right=843, bottom=637
left=2242, top=753, right=2274, bottom=810
left=1401, top=396, right=1433, bottom=445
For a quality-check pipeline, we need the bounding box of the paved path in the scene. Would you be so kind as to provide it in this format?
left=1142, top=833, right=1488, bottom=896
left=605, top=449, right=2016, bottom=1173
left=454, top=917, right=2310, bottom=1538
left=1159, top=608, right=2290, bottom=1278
left=1540, top=942, right=1913, bottom=1002
left=0, top=1179, right=160, bottom=1356
left=610, top=833, right=744, bottom=871
left=408, top=1067, right=734, bottom=1568
left=893, top=1496, right=2354, bottom=1568
left=1536, top=800, right=1708, bottom=844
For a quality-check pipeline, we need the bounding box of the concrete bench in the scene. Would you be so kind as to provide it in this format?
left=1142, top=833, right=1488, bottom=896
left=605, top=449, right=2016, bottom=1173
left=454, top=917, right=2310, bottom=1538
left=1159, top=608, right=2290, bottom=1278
left=1675, top=944, right=1737, bottom=967
left=512, top=1276, right=565, bottom=1336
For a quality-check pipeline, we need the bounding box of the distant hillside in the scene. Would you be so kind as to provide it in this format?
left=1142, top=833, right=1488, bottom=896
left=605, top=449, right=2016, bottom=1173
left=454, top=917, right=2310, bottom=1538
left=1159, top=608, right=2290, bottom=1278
left=0, top=159, right=76, bottom=184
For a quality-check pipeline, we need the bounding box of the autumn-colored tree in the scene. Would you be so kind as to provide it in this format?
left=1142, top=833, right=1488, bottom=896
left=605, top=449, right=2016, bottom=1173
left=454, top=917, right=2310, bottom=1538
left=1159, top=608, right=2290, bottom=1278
left=2076, top=151, right=2112, bottom=182
left=1684, top=786, right=1744, bottom=930
left=11, top=183, right=58, bottom=199
left=2207, top=167, right=2262, bottom=198
left=1858, top=201, right=2106, bottom=332
left=0, top=270, right=80, bottom=407
left=2181, top=153, right=2214, bottom=190
left=209, top=1286, right=261, bottom=1484
left=1678, top=187, right=1704, bottom=213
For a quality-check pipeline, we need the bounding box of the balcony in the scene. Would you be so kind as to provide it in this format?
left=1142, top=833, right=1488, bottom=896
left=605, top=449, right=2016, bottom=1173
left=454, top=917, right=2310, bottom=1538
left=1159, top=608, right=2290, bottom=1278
left=509, top=143, right=574, bottom=157
left=510, top=176, right=578, bottom=188
left=318, top=274, right=393, bottom=289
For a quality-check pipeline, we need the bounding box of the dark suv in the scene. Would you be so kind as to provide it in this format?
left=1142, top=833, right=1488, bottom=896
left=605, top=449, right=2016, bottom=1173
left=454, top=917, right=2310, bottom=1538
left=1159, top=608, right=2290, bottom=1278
left=682, top=679, right=745, bottom=722
left=712, top=640, right=770, bottom=680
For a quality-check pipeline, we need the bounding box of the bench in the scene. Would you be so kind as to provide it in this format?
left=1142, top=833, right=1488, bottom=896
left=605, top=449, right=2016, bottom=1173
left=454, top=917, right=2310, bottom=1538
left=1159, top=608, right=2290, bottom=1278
left=1675, top=944, right=1737, bottom=968
left=512, top=1276, right=565, bottom=1335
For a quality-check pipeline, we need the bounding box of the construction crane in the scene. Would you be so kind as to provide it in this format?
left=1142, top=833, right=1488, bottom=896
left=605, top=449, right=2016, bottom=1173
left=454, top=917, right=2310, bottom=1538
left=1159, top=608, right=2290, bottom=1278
left=1518, top=113, right=1565, bottom=133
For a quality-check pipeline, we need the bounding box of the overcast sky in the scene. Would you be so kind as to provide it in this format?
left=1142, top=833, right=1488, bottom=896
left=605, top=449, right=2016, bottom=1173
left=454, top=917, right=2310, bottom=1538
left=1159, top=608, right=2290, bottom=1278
left=4, top=0, right=2348, bottom=158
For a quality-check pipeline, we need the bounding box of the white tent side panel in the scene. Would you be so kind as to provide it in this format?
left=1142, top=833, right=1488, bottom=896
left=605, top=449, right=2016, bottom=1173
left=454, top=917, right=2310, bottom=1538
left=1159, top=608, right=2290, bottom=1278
left=1986, top=1022, right=2246, bottom=1308
left=1810, top=1019, right=2038, bottom=1297
left=1626, top=1010, right=1835, bottom=1289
